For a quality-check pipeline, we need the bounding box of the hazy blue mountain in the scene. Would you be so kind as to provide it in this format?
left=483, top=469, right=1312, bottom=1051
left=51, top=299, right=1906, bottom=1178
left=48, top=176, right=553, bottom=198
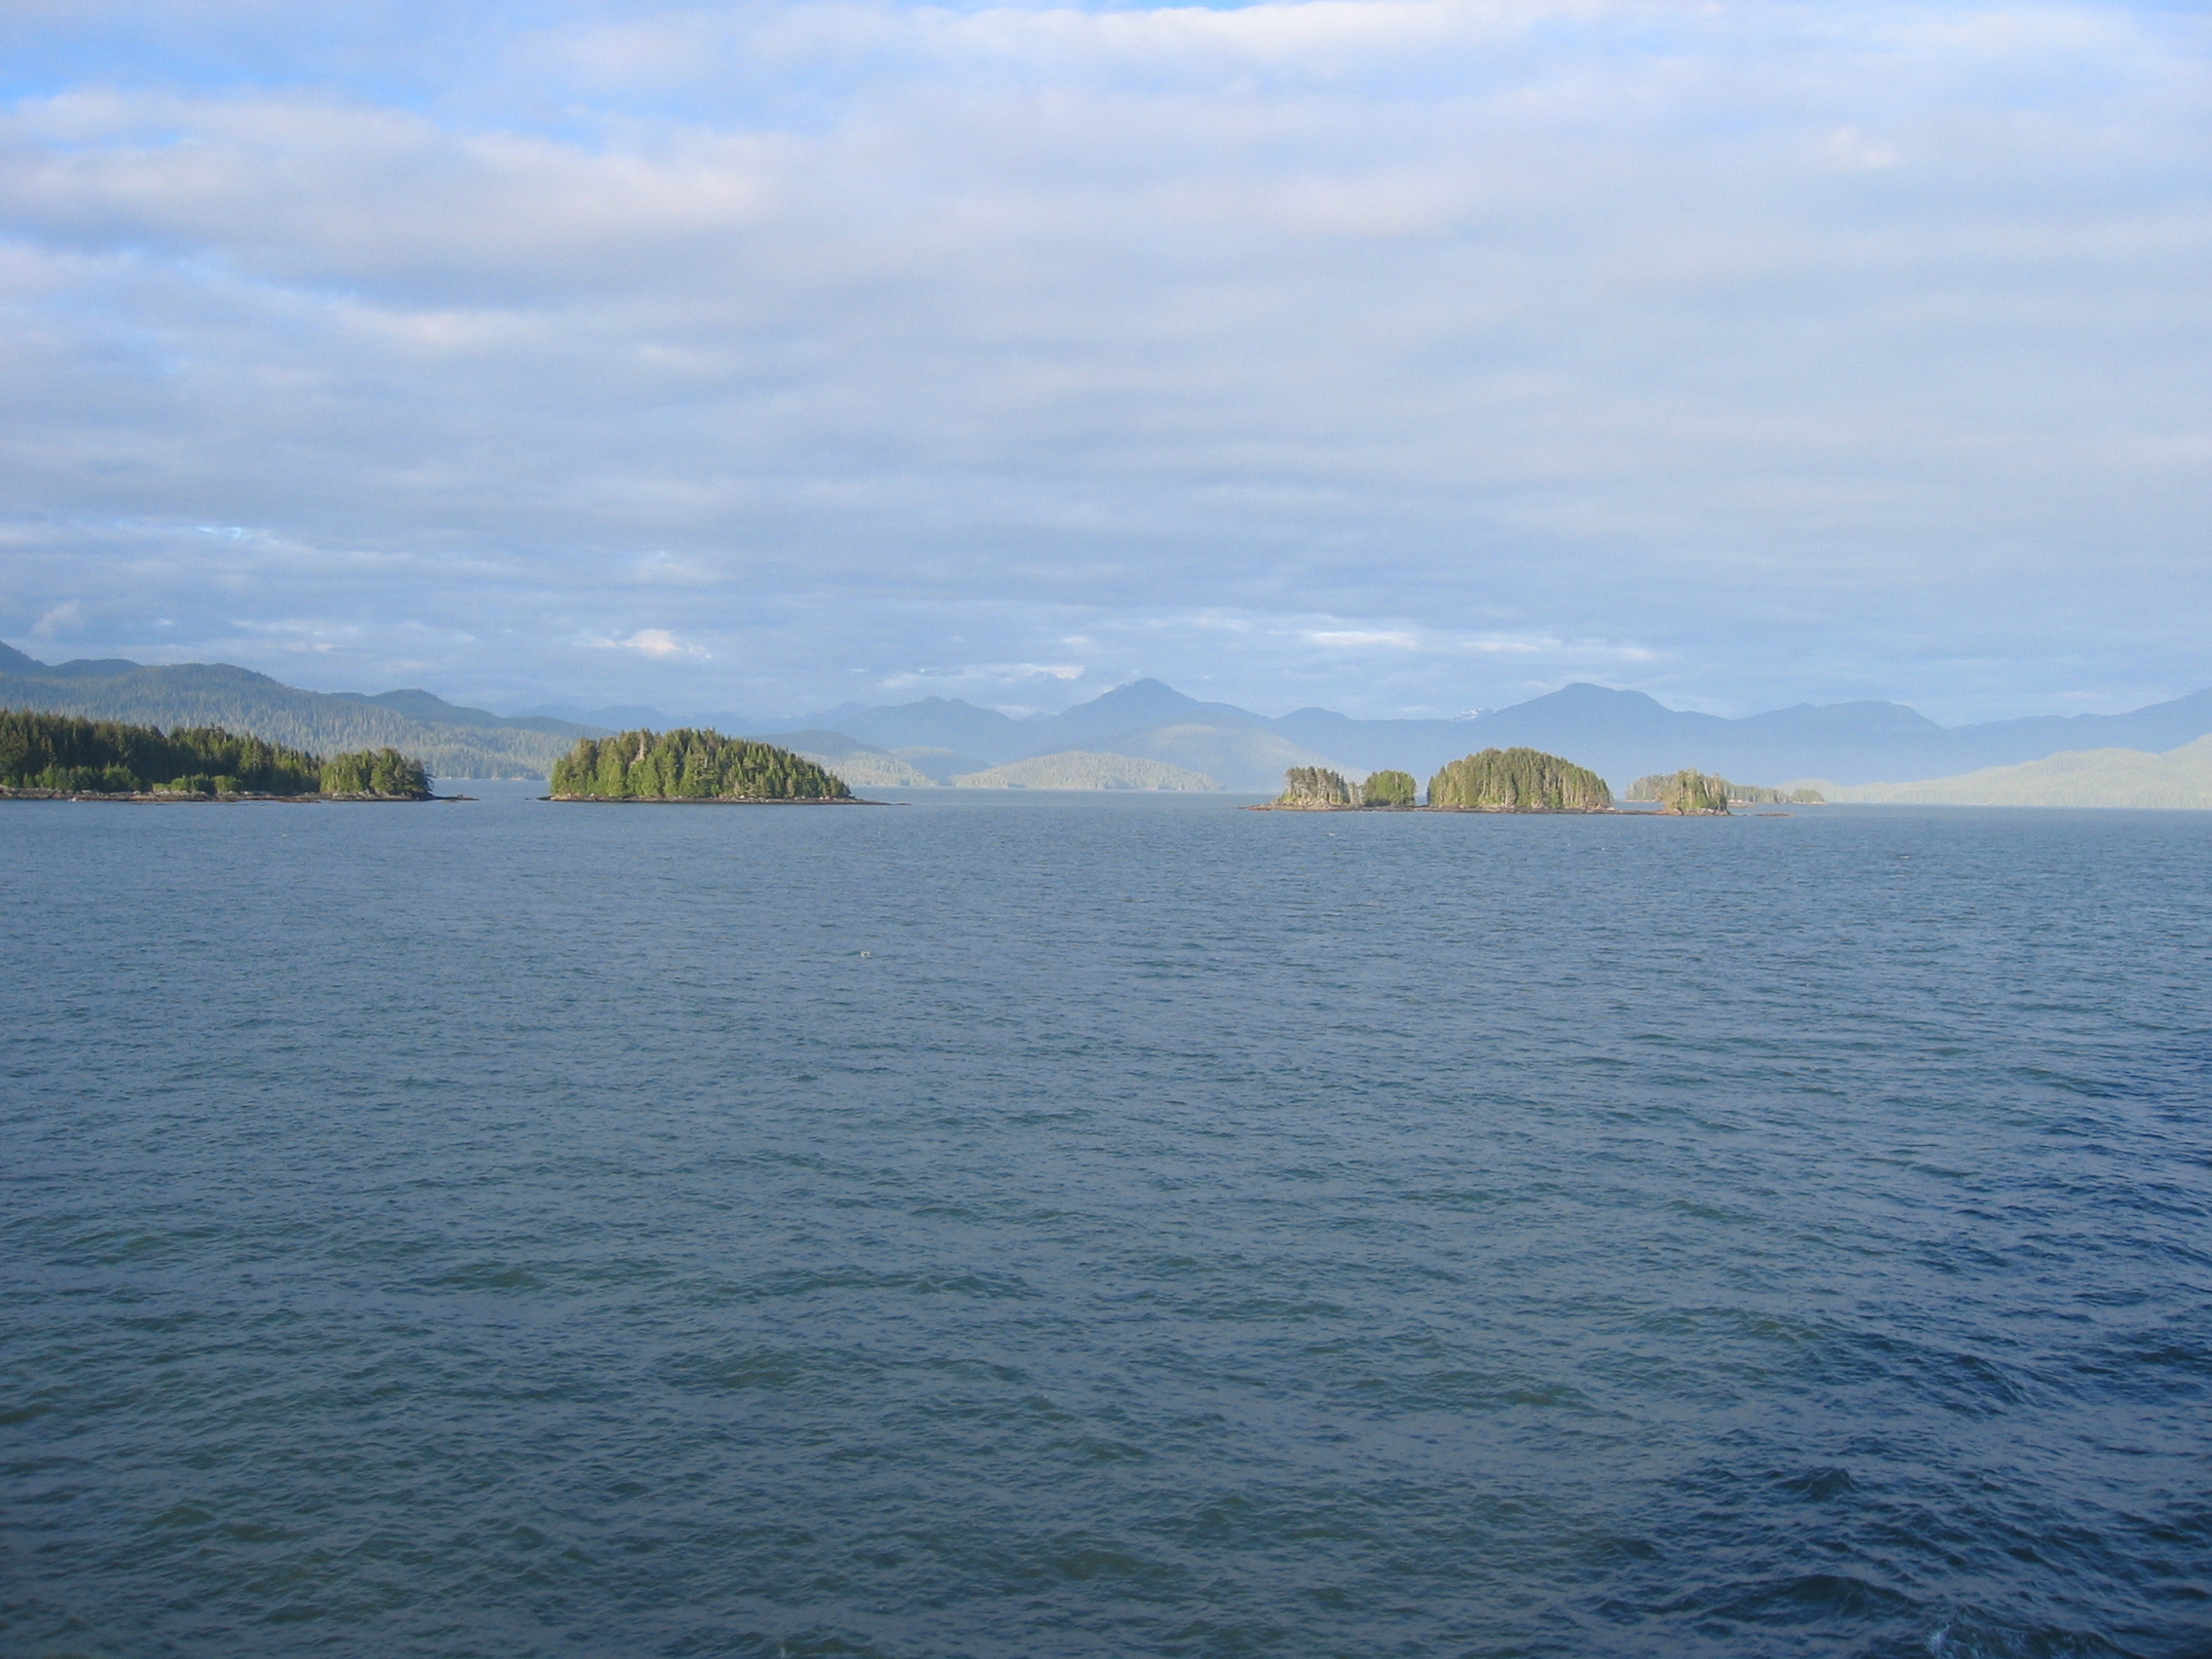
left=1079, top=720, right=1342, bottom=792
left=951, top=751, right=1218, bottom=791
left=341, top=688, right=598, bottom=739
left=743, top=729, right=940, bottom=788
left=771, top=676, right=2212, bottom=789
left=1031, top=681, right=1271, bottom=750
left=0, top=647, right=580, bottom=778
left=761, top=680, right=1270, bottom=765
left=891, top=747, right=993, bottom=784
left=1820, top=735, right=2212, bottom=808
left=520, top=702, right=680, bottom=729
left=767, top=696, right=1034, bottom=761
left=13, top=639, right=2210, bottom=790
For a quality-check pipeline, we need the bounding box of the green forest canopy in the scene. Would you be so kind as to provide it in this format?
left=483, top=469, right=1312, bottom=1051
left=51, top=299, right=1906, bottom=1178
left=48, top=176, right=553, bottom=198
left=0, top=651, right=571, bottom=779
left=1635, top=768, right=1731, bottom=814
left=1363, top=769, right=1418, bottom=807
left=1278, top=765, right=1355, bottom=805
left=0, top=710, right=430, bottom=796
left=1626, top=773, right=1825, bottom=804
left=1428, top=748, right=1613, bottom=811
left=551, top=729, right=852, bottom=799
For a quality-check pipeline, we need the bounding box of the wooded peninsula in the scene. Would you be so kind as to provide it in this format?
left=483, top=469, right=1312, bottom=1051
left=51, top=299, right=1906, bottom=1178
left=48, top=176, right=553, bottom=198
left=0, top=710, right=433, bottom=799
left=549, top=729, right=860, bottom=801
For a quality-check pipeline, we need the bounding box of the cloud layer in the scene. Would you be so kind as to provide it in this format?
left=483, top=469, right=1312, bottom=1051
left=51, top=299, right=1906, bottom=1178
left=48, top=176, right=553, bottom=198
left=2, top=1, right=2206, bottom=719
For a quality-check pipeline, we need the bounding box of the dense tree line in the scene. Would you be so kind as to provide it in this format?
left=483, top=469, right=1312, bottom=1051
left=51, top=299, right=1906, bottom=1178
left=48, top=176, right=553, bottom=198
left=1428, top=748, right=1613, bottom=811
left=1634, top=768, right=1731, bottom=814
left=0, top=709, right=424, bottom=795
left=320, top=748, right=431, bottom=797
left=1363, top=769, right=1418, bottom=807
left=1627, top=773, right=1824, bottom=805
left=1278, top=766, right=1355, bottom=805
left=551, top=729, right=851, bottom=799
left=0, top=657, right=571, bottom=778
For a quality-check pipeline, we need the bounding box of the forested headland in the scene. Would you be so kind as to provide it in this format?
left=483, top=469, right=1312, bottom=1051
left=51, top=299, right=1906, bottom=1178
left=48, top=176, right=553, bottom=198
left=550, top=730, right=855, bottom=800
left=0, top=710, right=432, bottom=798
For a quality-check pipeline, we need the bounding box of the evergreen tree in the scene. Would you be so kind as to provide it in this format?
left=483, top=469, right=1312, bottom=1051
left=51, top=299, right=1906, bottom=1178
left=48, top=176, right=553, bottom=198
left=1627, top=770, right=1819, bottom=808
left=1363, top=769, right=1417, bottom=807
left=550, top=729, right=852, bottom=800
left=0, top=710, right=325, bottom=793
left=0, top=709, right=432, bottom=796
left=1426, top=748, right=1612, bottom=811
left=320, top=747, right=431, bottom=797
left=1278, top=766, right=1354, bottom=805
left=1633, top=768, right=1730, bottom=814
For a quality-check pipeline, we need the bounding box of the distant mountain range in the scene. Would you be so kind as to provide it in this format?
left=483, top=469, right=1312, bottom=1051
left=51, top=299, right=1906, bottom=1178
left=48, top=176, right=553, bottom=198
left=950, top=752, right=1218, bottom=790
left=13, top=641, right=2212, bottom=795
left=0, top=643, right=584, bottom=778
left=738, top=677, right=2212, bottom=792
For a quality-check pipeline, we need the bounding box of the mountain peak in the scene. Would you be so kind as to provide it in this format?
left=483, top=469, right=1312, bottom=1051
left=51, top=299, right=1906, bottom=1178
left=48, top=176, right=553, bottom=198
left=1523, top=682, right=1673, bottom=712
left=1083, top=678, right=1200, bottom=712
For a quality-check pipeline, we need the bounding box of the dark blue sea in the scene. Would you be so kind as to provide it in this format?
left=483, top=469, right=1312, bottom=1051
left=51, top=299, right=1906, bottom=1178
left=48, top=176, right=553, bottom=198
left=5, top=787, right=2209, bottom=1658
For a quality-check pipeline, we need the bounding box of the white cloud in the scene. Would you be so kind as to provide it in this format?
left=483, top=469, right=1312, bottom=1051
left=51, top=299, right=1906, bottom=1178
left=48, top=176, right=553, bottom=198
left=32, top=600, right=83, bottom=639
left=0, top=1, right=2204, bottom=720
left=611, top=629, right=707, bottom=658
left=1825, top=126, right=1899, bottom=169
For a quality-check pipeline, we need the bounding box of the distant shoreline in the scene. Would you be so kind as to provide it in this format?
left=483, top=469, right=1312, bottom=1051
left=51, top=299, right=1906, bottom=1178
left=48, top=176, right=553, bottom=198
left=0, top=788, right=459, bottom=804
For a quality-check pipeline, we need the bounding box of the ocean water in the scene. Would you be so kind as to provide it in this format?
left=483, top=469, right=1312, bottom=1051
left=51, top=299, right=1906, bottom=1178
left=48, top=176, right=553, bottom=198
left=3, top=787, right=2208, bottom=1659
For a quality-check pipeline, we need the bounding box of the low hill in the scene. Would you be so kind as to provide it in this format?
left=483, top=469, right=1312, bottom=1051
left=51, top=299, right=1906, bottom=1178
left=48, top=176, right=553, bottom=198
left=891, top=746, right=993, bottom=783
left=952, top=752, right=1218, bottom=790
left=1812, top=737, right=2212, bottom=808
left=1085, top=720, right=1350, bottom=792
left=0, top=645, right=587, bottom=777
left=752, top=729, right=940, bottom=788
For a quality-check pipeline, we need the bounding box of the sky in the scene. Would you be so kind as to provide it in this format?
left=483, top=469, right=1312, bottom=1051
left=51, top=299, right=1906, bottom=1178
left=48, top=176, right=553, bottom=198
left=0, top=0, right=2205, bottom=723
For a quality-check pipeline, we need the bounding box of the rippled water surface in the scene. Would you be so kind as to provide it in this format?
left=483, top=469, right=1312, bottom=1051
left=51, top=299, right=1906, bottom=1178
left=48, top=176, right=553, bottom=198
left=4, top=788, right=2209, bottom=1658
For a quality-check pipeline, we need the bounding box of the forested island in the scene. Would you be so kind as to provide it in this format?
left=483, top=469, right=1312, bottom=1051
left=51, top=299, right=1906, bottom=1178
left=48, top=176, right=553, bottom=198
left=1261, top=750, right=1829, bottom=814
left=0, top=710, right=432, bottom=799
left=1628, top=771, right=1824, bottom=807
left=1430, top=748, right=1611, bottom=811
left=1261, top=749, right=1614, bottom=812
left=1277, top=765, right=1417, bottom=807
left=549, top=729, right=861, bottom=801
